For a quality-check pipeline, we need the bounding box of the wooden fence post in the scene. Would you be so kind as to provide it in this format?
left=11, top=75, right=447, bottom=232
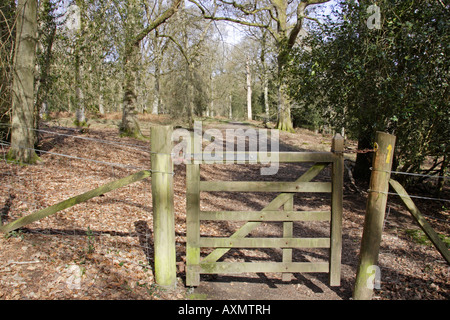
left=330, top=133, right=344, bottom=286
left=151, top=125, right=176, bottom=288
left=353, top=131, right=396, bottom=300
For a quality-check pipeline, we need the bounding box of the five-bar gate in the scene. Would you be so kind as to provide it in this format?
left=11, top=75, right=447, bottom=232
left=186, top=135, right=344, bottom=287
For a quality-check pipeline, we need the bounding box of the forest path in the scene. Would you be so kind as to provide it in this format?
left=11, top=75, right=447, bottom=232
left=187, top=120, right=350, bottom=300
left=1, top=117, right=447, bottom=301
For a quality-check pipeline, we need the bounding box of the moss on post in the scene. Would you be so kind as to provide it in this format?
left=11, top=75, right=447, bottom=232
left=151, top=125, right=177, bottom=288
left=353, top=132, right=396, bottom=300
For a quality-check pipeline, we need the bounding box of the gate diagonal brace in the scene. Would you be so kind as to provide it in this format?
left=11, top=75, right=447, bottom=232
left=201, top=162, right=329, bottom=264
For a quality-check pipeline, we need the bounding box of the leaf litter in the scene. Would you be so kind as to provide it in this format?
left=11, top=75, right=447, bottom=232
left=0, top=121, right=448, bottom=300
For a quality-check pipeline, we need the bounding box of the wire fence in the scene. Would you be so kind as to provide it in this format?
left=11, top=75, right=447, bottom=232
left=366, top=157, right=450, bottom=299
left=0, top=124, right=448, bottom=299
left=370, top=166, right=449, bottom=181
left=0, top=125, right=183, bottom=299
left=367, top=166, right=450, bottom=204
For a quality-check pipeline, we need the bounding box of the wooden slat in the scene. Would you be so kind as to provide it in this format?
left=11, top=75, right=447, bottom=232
left=201, top=163, right=329, bottom=264
left=200, top=181, right=331, bottom=193
left=330, top=134, right=344, bottom=286
left=0, top=170, right=152, bottom=234
left=199, top=237, right=331, bottom=248
left=389, top=179, right=450, bottom=264
left=283, top=196, right=294, bottom=281
left=199, top=210, right=331, bottom=221
left=186, top=163, right=201, bottom=286
left=189, top=262, right=330, bottom=274
left=193, top=152, right=335, bottom=164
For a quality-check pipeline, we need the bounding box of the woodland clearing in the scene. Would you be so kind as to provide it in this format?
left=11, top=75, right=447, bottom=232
left=0, top=115, right=448, bottom=300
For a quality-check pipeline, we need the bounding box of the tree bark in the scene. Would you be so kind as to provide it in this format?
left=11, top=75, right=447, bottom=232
left=0, top=0, right=15, bottom=140
left=354, top=130, right=374, bottom=181
left=436, top=145, right=448, bottom=197
left=152, top=61, right=161, bottom=115
left=120, top=0, right=182, bottom=136
left=277, top=80, right=295, bottom=132
left=75, top=52, right=85, bottom=125
left=8, top=0, right=40, bottom=164
left=73, top=0, right=85, bottom=127
left=35, top=0, right=56, bottom=125
left=121, top=42, right=142, bottom=138
left=186, top=63, right=195, bottom=129
left=246, top=55, right=252, bottom=121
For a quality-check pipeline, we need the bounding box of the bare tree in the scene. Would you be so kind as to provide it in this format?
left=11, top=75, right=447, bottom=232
left=158, top=4, right=214, bottom=128
left=120, top=0, right=182, bottom=138
left=189, top=0, right=330, bottom=132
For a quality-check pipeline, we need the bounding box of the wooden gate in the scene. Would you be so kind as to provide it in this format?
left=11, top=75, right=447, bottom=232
left=186, top=135, right=344, bottom=287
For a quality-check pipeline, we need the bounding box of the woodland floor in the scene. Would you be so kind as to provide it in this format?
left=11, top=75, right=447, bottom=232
left=0, top=113, right=448, bottom=301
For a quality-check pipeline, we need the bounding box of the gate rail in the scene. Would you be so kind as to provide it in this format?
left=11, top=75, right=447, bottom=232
left=186, top=135, right=344, bottom=286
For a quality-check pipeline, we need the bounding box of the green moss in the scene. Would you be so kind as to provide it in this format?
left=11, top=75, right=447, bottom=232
left=6, top=149, right=41, bottom=165
left=188, top=293, right=208, bottom=300
left=199, top=262, right=216, bottom=273
left=119, top=125, right=148, bottom=141
left=73, top=119, right=89, bottom=128
left=405, top=229, right=450, bottom=248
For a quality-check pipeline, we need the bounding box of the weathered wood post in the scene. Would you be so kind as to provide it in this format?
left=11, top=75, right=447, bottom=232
left=186, top=131, right=201, bottom=286
left=151, top=125, right=177, bottom=288
left=353, top=131, right=396, bottom=300
left=282, top=196, right=294, bottom=282
left=330, top=133, right=344, bottom=286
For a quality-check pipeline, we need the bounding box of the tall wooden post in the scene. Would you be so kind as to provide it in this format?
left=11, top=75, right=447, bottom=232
left=186, top=131, right=201, bottom=286
left=330, top=133, right=344, bottom=286
left=282, top=196, right=294, bottom=282
left=151, top=125, right=176, bottom=288
left=353, top=131, right=396, bottom=300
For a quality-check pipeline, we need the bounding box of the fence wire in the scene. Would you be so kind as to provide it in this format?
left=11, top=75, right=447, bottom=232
left=0, top=126, right=179, bottom=299
left=0, top=124, right=448, bottom=299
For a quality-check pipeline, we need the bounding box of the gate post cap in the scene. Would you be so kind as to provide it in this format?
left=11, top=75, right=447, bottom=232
left=331, top=134, right=344, bottom=153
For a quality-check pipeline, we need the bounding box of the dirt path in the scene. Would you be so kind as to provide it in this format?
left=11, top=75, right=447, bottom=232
left=189, top=120, right=347, bottom=300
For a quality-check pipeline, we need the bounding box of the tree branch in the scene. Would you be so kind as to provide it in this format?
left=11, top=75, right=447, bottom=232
left=287, top=0, right=329, bottom=48
left=219, top=0, right=273, bottom=16
left=133, top=0, right=182, bottom=46
left=158, top=34, right=190, bottom=64
left=188, top=0, right=279, bottom=41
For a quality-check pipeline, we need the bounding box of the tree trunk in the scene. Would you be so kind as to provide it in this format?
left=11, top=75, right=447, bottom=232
left=73, top=0, right=85, bottom=127
left=263, top=72, right=269, bottom=122
left=120, top=43, right=142, bottom=138
left=35, top=0, right=56, bottom=126
left=436, top=145, right=448, bottom=197
left=229, top=93, right=232, bottom=119
left=0, top=0, right=15, bottom=141
left=275, top=41, right=294, bottom=132
left=152, top=61, right=161, bottom=114
left=120, top=0, right=182, bottom=134
left=209, top=71, right=214, bottom=117
left=246, top=55, right=252, bottom=121
left=260, top=30, right=269, bottom=124
left=353, top=131, right=374, bottom=181
left=98, top=84, right=105, bottom=115
left=186, top=63, right=195, bottom=129
left=8, top=0, right=40, bottom=164
left=276, top=82, right=295, bottom=133
left=75, top=56, right=85, bottom=125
